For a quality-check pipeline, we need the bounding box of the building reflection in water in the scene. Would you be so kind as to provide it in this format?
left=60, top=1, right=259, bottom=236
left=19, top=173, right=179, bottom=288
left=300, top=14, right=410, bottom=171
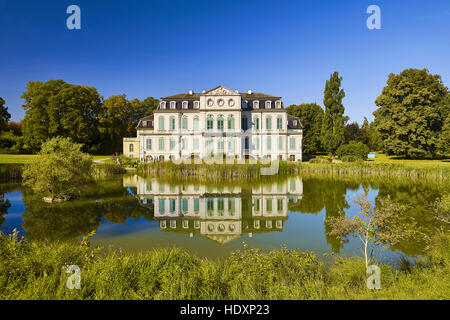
left=124, top=176, right=303, bottom=245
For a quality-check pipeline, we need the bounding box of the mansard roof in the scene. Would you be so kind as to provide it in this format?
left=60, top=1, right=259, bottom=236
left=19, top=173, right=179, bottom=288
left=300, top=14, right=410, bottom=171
left=159, top=86, right=284, bottom=110
left=287, top=114, right=303, bottom=129
left=136, top=114, right=154, bottom=129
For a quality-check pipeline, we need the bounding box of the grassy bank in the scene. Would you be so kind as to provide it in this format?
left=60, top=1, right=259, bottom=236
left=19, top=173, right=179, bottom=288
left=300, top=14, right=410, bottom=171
left=137, top=160, right=450, bottom=181
left=0, top=232, right=448, bottom=300
left=0, top=154, right=113, bottom=164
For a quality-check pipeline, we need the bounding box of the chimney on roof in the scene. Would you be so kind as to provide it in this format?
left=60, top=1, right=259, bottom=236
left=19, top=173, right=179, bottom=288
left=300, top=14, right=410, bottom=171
left=248, top=89, right=252, bottom=94
left=235, top=89, right=239, bottom=93
left=189, top=90, right=193, bottom=95
left=202, top=90, right=206, bottom=93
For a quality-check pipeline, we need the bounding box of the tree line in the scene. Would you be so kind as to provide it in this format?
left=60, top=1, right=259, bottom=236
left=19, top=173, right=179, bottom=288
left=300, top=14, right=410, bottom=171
left=287, top=68, right=449, bottom=160
left=0, top=79, right=159, bottom=154
left=0, top=68, right=449, bottom=159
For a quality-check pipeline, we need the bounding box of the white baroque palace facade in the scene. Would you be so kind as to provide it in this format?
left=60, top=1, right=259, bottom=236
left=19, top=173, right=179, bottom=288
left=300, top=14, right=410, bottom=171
left=123, top=86, right=303, bottom=161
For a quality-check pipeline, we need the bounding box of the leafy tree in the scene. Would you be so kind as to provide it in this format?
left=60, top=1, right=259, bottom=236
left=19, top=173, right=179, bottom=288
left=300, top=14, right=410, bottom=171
left=0, top=97, right=11, bottom=131
left=100, top=95, right=159, bottom=153
left=344, top=122, right=367, bottom=144
left=366, top=119, right=383, bottom=151
left=128, top=97, right=159, bottom=135
left=321, top=72, right=346, bottom=156
left=287, top=103, right=324, bottom=155
left=327, top=194, right=421, bottom=268
left=373, top=68, right=449, bottom=158
left=21, top=80, right=103, bottom=153
left=6, top=121, right=22, bottom=136
left=336, top=141, right=369, bottom=162
left=99, top=95, right=131, bottom=154
left=437, top=98, right=450, bottom=155
left=22, top=137, right=93, bottom=200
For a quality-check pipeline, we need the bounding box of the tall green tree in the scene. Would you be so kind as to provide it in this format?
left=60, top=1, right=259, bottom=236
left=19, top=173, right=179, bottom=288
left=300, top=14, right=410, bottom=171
left=344, top=121, right=367, bottom=144
left=373, top=68, right=449, bottom=158
left=21, top=80, right=103, bottom=153
left=287, top=103, right=324, bottom=155
left=321, top=72, right=346, bottom=156
left=100, top=95, right=159, bottom=153
left=437, top=96, right=450, bottom=155
left=99, top=95, right=132, bottom=154
left=0, top=97, right=11, bottom=131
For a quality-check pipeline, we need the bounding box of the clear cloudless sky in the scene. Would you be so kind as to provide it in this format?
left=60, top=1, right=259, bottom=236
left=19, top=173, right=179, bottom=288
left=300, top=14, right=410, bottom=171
left=1, top=0, right=449, bottom=122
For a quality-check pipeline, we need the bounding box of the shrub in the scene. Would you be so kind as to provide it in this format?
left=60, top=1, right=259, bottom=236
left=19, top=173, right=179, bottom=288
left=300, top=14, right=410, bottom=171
left=336, top=142, right=369, bottom=162
left=22, top=137, right=93, bottom=199
left=309, top=156, right=332, bottom=163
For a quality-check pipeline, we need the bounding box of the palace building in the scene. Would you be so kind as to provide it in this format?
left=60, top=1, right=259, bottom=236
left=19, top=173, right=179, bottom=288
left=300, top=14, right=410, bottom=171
left=123, top=85, right=303, bottom=162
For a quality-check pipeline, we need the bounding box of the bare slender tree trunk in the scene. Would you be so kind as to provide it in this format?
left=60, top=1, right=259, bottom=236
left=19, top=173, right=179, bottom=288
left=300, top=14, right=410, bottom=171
left=364, top=237, right=369, bottom=269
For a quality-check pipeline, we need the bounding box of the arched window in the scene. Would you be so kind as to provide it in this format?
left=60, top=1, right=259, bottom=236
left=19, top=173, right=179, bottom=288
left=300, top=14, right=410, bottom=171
left=182, top=101, right=188, bottom=109
left=217, top=137, right=224, bottom=153
left=160, top=101, right=166, bottom=109
left=217, top=116, right=224, bottom=131
left=206, top=116, right=214, bottom=130
left=170, top=101, right=176, bottom=109
left=253, top=101, right=259, bottom=109
left=227, top=115, right=235, bottom=130
left=276, top=100, right=282, bottom=108
left=265, top=101, right=272, bottom=108
left=193, top=117, right=199, bottom=131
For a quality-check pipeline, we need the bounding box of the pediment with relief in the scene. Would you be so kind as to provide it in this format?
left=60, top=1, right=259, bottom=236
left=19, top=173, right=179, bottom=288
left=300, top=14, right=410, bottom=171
left=205, top=85, right=239, bottom=96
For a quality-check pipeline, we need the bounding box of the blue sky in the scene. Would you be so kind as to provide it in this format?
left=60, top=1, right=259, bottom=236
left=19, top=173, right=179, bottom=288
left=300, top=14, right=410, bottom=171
left=1, top=0, right=449, bottom=123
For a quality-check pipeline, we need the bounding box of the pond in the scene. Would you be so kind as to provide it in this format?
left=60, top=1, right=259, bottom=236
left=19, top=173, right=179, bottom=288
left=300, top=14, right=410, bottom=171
left=0, top=174, right=448, bottom=264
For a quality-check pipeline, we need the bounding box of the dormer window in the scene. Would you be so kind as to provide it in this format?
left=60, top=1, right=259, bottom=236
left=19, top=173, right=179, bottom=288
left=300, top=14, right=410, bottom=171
left=194, top=101, right=200, bottom=109
left=142, top=121, right=147, bottom=126
left=253, top=101, right=259, bottom=109
left=160, top=101, right=166, bottom=109
left=293, top=120, right=298, bottom=126
left=182, top=101, right=188, bottom=109
left=170, top=101, right=176, bottom=109
left=276, top=100, right=281, bottom=108
left=265, top=101, right=272, bottom=109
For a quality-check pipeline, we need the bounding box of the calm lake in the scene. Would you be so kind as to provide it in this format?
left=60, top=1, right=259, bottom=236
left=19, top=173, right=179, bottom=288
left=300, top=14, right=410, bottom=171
left=1, top=174, right=448, bottom=264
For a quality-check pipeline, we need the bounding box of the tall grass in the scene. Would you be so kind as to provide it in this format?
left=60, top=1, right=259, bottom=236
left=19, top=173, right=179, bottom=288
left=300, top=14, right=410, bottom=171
left=1, top=232, right=448, bottom=300
left=138, top=160, right=450, bottom=181
left=0, top=164, right=23, bottom=182
left=91, top=163, right=126, bottom=179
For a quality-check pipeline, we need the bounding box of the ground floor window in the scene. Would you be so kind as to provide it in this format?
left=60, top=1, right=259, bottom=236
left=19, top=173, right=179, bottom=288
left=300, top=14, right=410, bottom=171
left=289, top=137, right=296, bottom=150
left=289, top=155, right=295, bottom=161
left=159, top=199, right=165, bottom=213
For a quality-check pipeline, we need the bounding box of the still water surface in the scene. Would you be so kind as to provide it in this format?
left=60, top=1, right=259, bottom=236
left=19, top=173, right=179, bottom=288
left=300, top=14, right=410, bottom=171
left=1, top=174, right=447, bottom=264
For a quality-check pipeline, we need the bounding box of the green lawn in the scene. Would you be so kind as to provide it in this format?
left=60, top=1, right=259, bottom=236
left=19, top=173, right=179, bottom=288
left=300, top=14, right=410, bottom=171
left=370, top=152, right=450, bottom=168
left=0, top=154, right=113, bottom=164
